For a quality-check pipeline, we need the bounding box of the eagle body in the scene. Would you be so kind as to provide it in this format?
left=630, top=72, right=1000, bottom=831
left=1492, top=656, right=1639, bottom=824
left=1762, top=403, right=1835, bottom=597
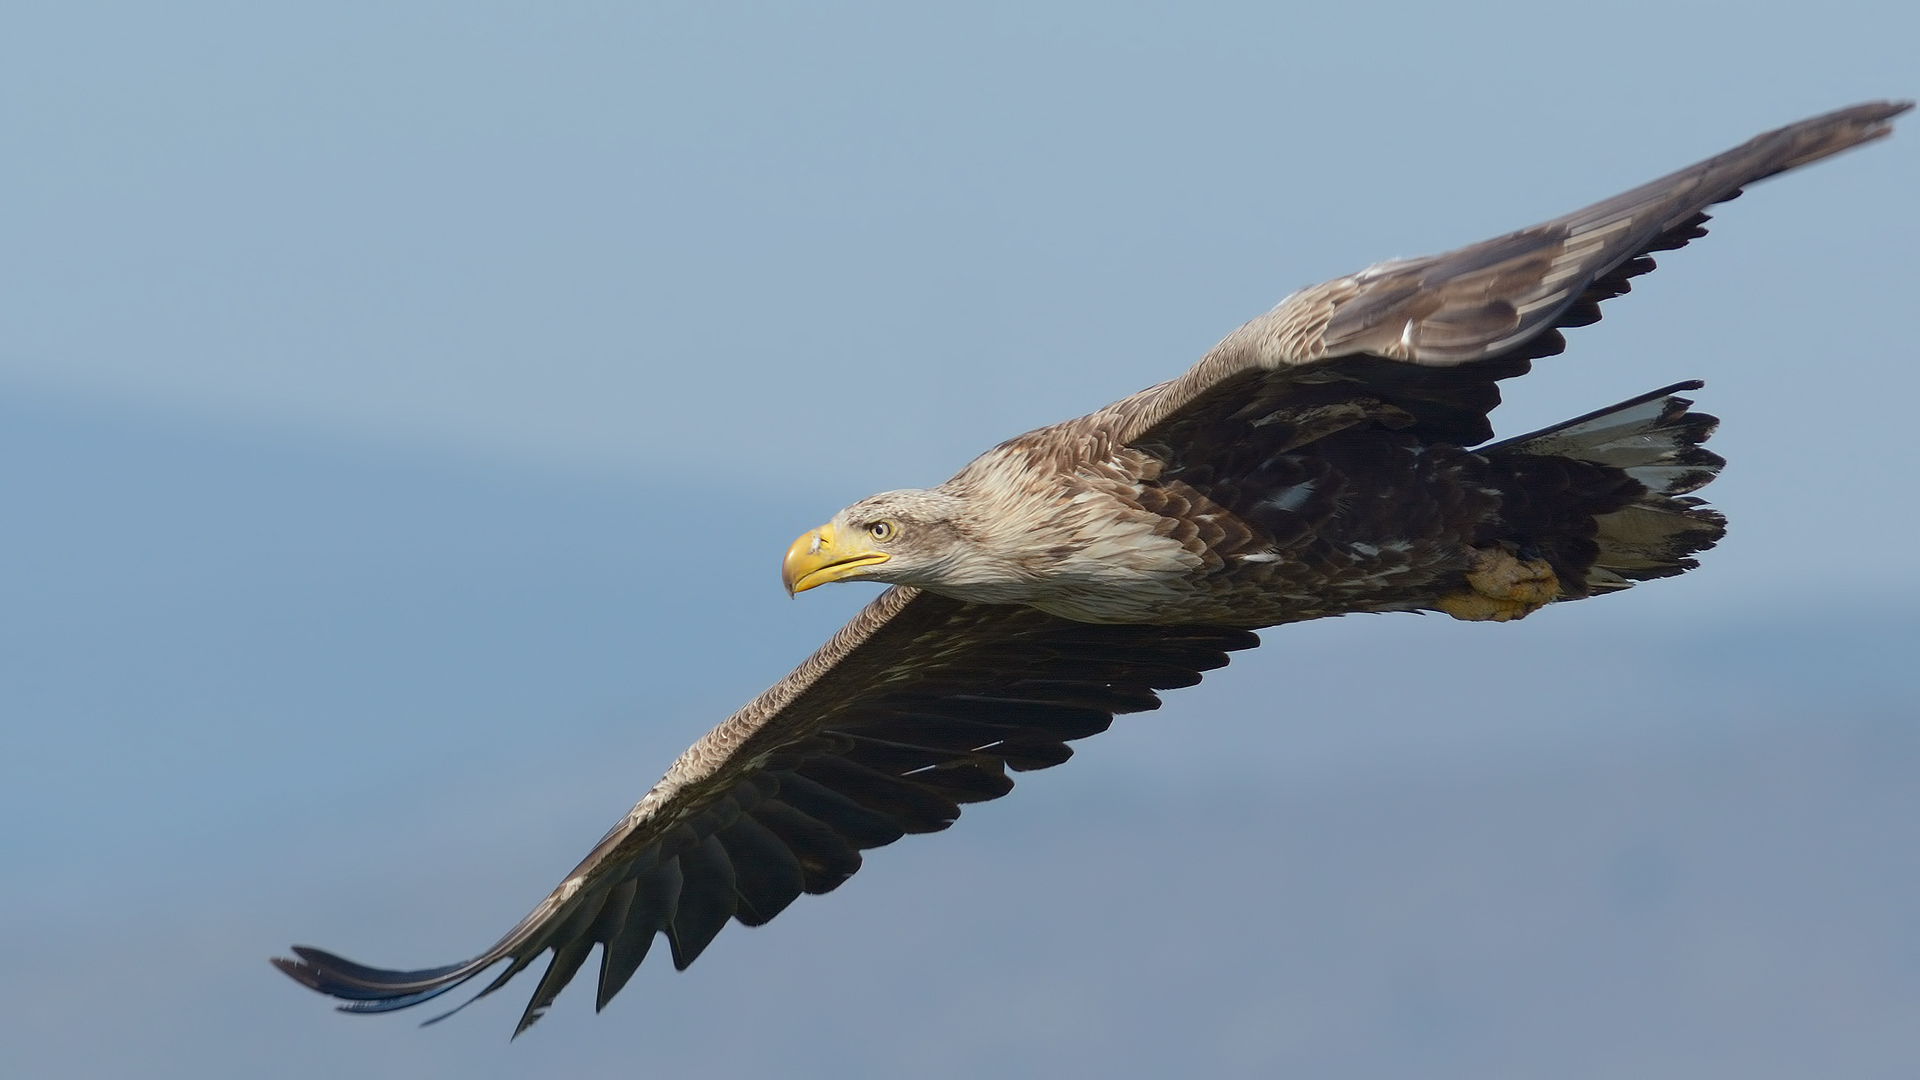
left=808, top=362, right=1717, bottom=626
left=275, top=102, right=1907, bottom=1034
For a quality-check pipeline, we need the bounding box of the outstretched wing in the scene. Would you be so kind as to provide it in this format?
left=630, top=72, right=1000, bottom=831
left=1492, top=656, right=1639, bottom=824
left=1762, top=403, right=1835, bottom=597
left=1098, top=101, right=1909, bottom=451
left=274, top=588, right=1257, bottom=1033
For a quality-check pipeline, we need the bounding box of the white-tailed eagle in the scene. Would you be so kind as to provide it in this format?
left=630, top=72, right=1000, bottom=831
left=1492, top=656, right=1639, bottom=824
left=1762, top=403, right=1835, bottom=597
left=275, top=102, right=1909, bottom=1034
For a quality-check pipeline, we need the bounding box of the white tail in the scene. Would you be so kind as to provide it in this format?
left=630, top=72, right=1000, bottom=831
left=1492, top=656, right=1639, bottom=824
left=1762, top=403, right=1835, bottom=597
left=1489, top=382, right=1727, bottom=593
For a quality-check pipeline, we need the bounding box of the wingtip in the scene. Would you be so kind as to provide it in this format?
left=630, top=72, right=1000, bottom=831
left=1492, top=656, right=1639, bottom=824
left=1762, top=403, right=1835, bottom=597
left=1735, top=101, right=1913, bottom=179
left=1855, top=100, right=1912, bottom=138
left=1831, top=100, right=1911, bottom=141
left=270, top=949, right=326, bottom=991
left=1821, top=100, right=1912, bottom=128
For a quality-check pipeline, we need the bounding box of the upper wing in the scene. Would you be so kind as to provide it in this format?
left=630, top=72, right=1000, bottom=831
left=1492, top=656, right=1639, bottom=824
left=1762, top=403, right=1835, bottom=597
left=1098, top=101, right=1909, bottom=450
left=274, top=588, right=1257, bottom=1034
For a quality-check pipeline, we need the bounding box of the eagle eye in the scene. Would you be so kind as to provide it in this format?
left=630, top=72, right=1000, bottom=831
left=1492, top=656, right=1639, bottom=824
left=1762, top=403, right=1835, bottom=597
left=866, top=520, right=898, bottom=542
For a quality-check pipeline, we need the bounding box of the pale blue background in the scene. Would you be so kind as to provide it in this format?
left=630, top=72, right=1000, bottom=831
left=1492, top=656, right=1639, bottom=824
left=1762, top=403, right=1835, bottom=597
left=3, top=3, right=1917, bottom=1077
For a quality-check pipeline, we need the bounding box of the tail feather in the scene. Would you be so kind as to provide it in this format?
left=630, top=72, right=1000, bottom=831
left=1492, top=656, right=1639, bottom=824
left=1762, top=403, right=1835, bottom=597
left=1489, top=381, right=1727, bottom=595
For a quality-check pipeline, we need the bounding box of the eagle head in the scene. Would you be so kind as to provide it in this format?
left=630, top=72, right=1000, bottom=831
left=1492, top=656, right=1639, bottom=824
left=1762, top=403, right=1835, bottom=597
left=782, top=489, right=976, bottom=595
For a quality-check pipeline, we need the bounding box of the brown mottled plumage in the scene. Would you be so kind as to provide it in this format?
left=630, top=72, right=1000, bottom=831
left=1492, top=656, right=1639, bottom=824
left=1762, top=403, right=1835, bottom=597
left=275, top=102, right=1907, bottom=1034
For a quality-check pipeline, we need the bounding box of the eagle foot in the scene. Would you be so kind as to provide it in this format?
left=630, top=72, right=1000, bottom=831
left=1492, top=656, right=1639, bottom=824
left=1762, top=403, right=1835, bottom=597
left=1435, top=547, right=1560, bottom=623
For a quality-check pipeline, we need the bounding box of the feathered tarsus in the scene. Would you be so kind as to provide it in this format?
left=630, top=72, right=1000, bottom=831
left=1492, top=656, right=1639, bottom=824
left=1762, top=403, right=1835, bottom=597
left=275, top=101, right=1908, bottom=1034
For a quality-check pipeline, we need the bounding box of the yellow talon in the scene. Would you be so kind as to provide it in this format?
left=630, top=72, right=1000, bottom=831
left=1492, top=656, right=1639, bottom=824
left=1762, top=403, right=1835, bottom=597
left=1437, top=547, right=1560, bottom=622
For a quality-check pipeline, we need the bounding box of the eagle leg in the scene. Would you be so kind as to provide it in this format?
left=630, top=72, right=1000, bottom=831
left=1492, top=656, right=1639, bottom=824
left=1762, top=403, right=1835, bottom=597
left=1434, top=546, right=1559, bottom=623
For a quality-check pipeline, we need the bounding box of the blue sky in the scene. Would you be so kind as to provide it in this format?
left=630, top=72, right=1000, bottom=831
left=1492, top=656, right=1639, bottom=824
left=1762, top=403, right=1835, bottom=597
left=2, top=3, right=1917, bottom=1076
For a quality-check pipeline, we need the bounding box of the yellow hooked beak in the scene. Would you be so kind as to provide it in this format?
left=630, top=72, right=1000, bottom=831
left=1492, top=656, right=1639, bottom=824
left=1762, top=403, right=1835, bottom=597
left=782, top=522, right=892, bottom=595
